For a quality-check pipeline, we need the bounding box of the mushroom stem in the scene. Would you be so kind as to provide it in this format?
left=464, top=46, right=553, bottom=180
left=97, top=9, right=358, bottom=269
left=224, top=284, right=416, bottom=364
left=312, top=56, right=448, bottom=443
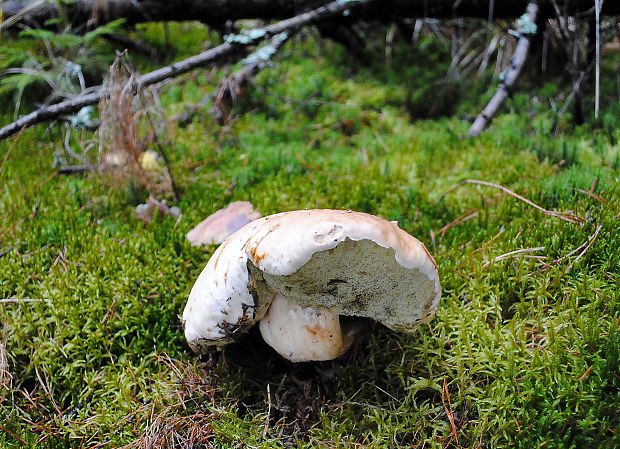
left=259, top=293, right=347, bottom=362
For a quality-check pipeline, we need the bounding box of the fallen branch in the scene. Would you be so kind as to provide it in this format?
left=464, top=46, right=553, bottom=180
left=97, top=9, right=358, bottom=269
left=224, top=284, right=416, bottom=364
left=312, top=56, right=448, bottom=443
left=468, top=2, right=539, bottom=137
left=4, top=0, right=620, bottom=30
left=449, top=179, right=586, bottom=224
left=0, top=0, right=371, bottom=140
left=212, top=31, right=292, bottom=124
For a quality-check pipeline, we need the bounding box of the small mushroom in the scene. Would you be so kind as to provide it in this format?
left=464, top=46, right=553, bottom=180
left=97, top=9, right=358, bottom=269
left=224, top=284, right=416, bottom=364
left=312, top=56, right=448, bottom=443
left=186, top=201, right=261, bottom=246
left=135, top=196, right=181, bottom=223
left=182, top=209, right=441, bottom=362
left=259, top=292, right=348, bottom=362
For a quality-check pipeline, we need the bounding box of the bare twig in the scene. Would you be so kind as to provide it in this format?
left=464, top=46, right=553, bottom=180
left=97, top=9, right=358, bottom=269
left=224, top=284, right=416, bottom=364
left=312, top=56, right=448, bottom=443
left=575, top=188, right=606, bottom=203
left=451, top=179, right=585, bottom=224
left=565, top=224, right=602, bottom=272
left=468, top=2, right=539, bottom=136
left=0, top=298, right=45, bottom=304
left=578, top=365, right=594, bottom=381
left=0, top=0, right=372, bottom=140
left=432, top=210, right=479, bottom=238
left=595, top=0, right=602, bottom=119
left=533, top=224, right=603, bottom=274
left=0, top=333, right=10, bottom=396
left=0, top=0, right=47, bottom=32
left=5, top=0, right=620, bottom=31
left=263, top=383, right=271, bottom=437
left=483, top=246, right=546, bottom=268
left=441, top=378, right=459, bottom=444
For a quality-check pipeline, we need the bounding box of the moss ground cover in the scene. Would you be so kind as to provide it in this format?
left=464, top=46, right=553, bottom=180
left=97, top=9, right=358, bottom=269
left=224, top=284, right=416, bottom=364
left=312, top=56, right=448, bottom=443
left=0, top=25, right=619, bottom=448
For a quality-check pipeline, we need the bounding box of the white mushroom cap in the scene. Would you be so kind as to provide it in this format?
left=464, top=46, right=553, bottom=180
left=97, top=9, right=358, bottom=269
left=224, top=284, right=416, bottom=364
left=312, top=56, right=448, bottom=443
left=182, top=209, right=441, bottom=359
left=186, top=201, right=261, bottom=246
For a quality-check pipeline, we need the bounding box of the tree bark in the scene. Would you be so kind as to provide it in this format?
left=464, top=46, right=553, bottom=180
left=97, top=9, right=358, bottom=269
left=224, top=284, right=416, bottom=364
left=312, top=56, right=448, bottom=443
left=3, top=0, right=620, bottom=31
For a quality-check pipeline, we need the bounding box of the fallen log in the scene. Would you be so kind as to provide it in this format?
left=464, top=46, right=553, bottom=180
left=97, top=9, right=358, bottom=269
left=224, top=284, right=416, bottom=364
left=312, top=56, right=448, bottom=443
left=3, top=0, right=620, bottom=32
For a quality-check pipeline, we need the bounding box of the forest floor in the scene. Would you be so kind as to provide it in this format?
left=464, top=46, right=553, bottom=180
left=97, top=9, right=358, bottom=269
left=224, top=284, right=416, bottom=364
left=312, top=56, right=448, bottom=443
left=0, top=22, right=619, bottom=448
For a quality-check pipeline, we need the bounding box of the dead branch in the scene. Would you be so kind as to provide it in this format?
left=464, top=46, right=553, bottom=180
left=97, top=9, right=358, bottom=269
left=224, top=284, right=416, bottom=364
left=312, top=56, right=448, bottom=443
left=0, top=0, right=372, bottom=141
left=468, top=2, right=539, bottom=136
left=4, top=0, right=620, bottom=31
left=212, top=31, right=292, bottom=124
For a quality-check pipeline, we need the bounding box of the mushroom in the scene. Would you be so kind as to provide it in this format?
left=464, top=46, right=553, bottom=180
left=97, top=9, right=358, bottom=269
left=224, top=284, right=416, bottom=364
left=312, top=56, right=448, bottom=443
left=186, top=201, right=261, bottom=246
left=182, top=209, right=440, bottom=362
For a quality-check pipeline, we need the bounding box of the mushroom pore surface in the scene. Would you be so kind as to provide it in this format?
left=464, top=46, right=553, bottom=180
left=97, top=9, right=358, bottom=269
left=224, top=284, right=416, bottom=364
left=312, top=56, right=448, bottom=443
left=254, top=238, right=437, bottom=332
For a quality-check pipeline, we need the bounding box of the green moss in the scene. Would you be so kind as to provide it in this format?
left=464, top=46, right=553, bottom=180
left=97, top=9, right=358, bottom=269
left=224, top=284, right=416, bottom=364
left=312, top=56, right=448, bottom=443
left=1, top=24, right=619, bottom=449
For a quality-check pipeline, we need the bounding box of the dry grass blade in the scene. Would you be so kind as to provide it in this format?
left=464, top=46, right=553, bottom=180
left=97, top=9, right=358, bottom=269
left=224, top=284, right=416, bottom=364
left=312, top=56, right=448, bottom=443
left=0, top=335, right=10, bottom=397
left=578, top=365, right=594, bottom=382
left=575, top=188, right=606, bottom=203
left=483, top=246, right=547, bottom=268
left=0, top=298, right=44, bottom=304
left=124, top=355, right=219, bottom=449
left=565, top=224, right=603, bottom=272
left=441, top=378, right=459, bottom=444
left=263, top=383, right=271, bottom=437
left=98, top=55, right=144, bottom=170
left=433, top=210, right=479, bottom=238
left=533, top=224, right=603, bottom=273
left=455, top=179, right=586, bottom=224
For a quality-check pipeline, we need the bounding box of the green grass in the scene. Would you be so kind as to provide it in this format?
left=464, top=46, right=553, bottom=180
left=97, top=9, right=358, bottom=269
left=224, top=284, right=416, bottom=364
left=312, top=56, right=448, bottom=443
left=1, top=25, right=619, bottom=448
